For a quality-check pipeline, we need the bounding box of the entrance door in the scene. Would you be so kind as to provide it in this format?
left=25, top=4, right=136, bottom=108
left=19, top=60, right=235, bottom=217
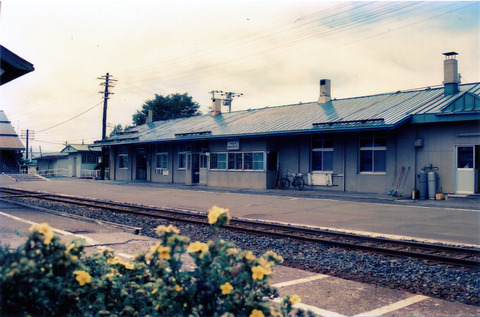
left=192, top=154, right=200, bottom=184
left=455, top=146, right=479, bottom=194
left=185, top=153, right=200, bottom=185
left=72, top=157, right=77, bottom=177
left=136, top=149, right=147, bottom=180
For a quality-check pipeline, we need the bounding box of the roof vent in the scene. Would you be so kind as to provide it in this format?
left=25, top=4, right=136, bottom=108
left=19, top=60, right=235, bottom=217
left=318, top=79, right=331, bottom=103
left=443, top=52, right=460, bottom=95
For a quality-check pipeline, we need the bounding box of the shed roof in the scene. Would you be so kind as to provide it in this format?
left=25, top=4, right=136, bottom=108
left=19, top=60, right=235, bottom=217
left=0, top=46, right=35, bottom=86
left=61, top=144, right=100, bottom=153
left=0, top=110, right=24, bottom=150
left=94, top=83, right=480, bottom=147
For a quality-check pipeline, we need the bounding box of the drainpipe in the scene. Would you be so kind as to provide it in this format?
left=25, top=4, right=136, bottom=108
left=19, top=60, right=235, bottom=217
left=342, top=141, right=346, bottom=192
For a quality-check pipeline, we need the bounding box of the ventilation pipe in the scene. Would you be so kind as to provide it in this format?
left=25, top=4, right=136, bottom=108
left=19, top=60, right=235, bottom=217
left=443, top=52, right=460, bottom=96
left=318, top=79, right=331, bottom=103
left=146, top=110, right=153, bottom=123
left=211, top=98, right=222, bottom=116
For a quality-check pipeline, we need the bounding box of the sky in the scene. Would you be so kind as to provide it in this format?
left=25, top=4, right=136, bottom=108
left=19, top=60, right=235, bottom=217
left=0, top=0, right=479, bottom=153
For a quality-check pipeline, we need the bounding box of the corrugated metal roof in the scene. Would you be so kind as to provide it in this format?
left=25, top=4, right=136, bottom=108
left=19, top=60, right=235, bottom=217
left=61, top=144, right=100, bottom=153
left=95, top=83, right=480, bottom=146
left=0, top=110, right=24, bottom=150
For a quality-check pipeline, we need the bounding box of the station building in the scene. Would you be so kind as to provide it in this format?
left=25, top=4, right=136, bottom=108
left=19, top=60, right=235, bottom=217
left=94, top=53, right=479, bottom=195
left=0, top=45, right=34, bottom=173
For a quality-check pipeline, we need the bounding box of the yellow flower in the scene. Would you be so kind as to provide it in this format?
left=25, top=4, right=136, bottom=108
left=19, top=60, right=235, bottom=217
left=226, top=248, right=239, bottom=255
left=175, top=284, right=182, bottom=292
left=122, top=262, right=134, bottom=270
left=207, top=206, right=230, bottom=225
left=155, top=224, right=180, bottom=235
left=220, top=282, right=233, bottom=295
left=251, top=265, right=269, bottom=280
left=245, top=251, right=256, bottom=261
left=258, top=257, right=272, bottom=275
left=289, top=294, right=301, bottom=304
left=73, top=270, right=91, bottom=286
left=187, top=241, right=209, bottom=254
left=107, top=257, right=120, bottom=265
left=250, top=309, right=265, bottom=317
left=65, top=243, right=75, bottom=253
left=30, top=223, right=54, bottom=245
left=157, top=246, right=171, bottom=260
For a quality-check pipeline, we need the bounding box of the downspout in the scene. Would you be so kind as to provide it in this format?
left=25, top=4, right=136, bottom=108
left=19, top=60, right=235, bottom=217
left=343, top=140, right=346, bottom=192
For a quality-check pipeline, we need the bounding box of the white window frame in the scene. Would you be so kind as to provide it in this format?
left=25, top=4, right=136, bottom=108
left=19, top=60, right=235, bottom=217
left=209, top=151, right=265, bottom=171
left=119, top=154, right=128, bottom=169
left=156, top=152, right=168, bottom=169
left=359, top=131, right=387, bottom=174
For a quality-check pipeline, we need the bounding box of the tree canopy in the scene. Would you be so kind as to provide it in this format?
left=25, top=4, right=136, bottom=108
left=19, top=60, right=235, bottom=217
left=132, top=93, right=201, bottom=126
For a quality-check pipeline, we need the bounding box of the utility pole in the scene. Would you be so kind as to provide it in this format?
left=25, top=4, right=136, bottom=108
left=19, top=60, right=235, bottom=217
left=21, top=129, right=35, bottom=160
left=208, top=90, right=243, bottom=113
left=97, top=73, right=117, bottom=179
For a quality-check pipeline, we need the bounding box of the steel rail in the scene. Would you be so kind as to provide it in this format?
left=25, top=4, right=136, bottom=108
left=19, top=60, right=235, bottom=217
left=1, top=187, right=479, bottom=268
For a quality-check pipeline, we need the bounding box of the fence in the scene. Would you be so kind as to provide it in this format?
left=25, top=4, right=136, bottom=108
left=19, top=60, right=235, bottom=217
left=37, top=169, right=69, bottom=178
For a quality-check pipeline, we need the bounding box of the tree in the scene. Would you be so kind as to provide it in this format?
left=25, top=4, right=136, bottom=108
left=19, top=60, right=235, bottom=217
left=109, top=124, right=123, bottom=137
left=132, top=93, right=201, bottom=126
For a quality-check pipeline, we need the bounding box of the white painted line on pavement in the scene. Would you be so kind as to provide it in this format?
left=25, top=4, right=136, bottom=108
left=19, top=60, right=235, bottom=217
left=273, top=274, right=329, bottom=288
left=0, top=211, right=133, bottom=259
left=272, top=298, right=347, bottom=317
left=353, top=294, right=429, bottom=317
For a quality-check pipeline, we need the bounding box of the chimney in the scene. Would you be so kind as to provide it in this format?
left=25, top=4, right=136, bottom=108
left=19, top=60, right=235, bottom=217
left=211, top=98, right=222, bottom=116
left=318, top=79, right=331, bottom=103
left=443, top=52, right=460, bottom=95
left=146, top=110, right=153, bottom=123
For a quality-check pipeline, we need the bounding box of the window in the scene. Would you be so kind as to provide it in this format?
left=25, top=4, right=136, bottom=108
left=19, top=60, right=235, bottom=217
left=359, top=131, right=386, bottom=173
left=200, top=154, right=208, bottom=168
left=156, top=153, right=168, bottom=169
left=210, top=152, right=264, bottom=171
left=253, top=153, right=264, bottom=170
left=457, top=146, right=474, bottom=168
left=228, top=153, right=243, bottom=170
left=178, top=153, right=186, bottom=169
left=312, top=134, right=333, bottom=171
left=82, top=154, right=98, bottom=164
left=119, top=154, right=128, bottom=169
left=210, top=153, right=227, bottom=170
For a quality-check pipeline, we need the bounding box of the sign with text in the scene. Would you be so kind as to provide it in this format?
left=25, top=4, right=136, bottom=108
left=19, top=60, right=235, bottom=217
left=227, top=138, right=240, bottom=150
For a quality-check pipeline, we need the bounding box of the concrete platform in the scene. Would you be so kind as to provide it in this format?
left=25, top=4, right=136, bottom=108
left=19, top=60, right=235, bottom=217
left=0, top=198, right=479, bottom=316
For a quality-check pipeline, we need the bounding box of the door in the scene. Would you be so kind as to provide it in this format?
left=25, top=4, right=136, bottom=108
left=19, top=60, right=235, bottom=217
left=192, top=153, right=200, bottom=184
left=136, top=149, right=147, bottom=180
left=455, top=146, right=479, bottom=194
left=199, top=154, right=208, bottom=185
left=185, top=153, right=200, bottom=185
left=185, top=153, right=192, bottom=185
left=72, top=157, right=77, bottom=177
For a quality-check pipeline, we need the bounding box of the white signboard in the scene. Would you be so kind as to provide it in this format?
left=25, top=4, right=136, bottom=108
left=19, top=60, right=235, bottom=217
left=227, top=138, right=240, bottom=150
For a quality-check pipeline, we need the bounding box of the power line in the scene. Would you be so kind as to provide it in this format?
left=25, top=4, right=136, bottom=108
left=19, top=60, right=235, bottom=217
left=36, top=101, right=104, bottom=134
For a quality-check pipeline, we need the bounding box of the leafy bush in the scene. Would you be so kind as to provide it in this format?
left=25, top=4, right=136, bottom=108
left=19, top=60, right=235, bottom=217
left=0, top=206, right=310, bottom=316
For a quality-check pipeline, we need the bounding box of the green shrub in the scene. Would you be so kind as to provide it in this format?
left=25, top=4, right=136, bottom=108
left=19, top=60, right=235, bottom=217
left=0, top=206, right=310, bottom=316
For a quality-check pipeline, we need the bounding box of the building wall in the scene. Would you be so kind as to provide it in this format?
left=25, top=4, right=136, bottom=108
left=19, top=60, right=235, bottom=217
left=106, top=120, right=479, bottom=195
left=413, top=120, right=480, bottom=194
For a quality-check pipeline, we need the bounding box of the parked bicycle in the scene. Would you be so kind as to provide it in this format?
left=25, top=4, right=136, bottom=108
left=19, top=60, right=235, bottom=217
left=277, top=169, right=305, bottom=190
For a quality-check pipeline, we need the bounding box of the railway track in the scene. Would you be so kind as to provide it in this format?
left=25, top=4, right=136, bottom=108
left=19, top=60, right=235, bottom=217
left=1, top=186, right=479, bottom=269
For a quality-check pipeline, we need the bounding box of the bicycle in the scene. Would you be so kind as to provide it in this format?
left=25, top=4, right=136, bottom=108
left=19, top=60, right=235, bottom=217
left=277, top=169, right=305, bottom=190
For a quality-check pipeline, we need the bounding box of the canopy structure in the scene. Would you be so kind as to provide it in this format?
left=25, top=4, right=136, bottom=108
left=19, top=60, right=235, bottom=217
left=0, top=45, right=35, bottom=86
